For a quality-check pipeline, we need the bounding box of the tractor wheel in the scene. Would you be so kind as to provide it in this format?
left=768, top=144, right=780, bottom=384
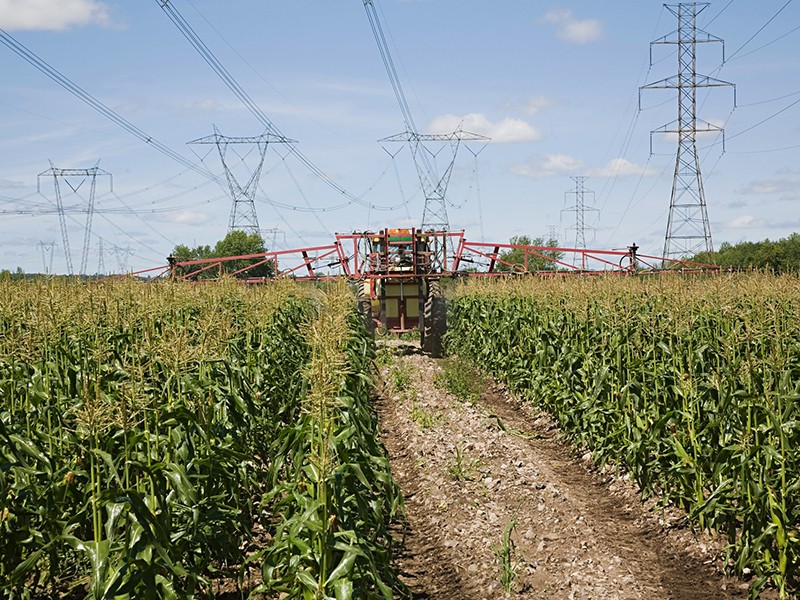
left=357, top=296, right=376, bottom=338
left=421, top=280, right=446, bottom=358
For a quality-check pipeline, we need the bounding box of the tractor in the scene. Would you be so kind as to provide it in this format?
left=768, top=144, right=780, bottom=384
left=357, top=228, right=447, bottom=357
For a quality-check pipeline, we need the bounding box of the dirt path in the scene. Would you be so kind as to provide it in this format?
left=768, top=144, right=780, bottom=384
left=376, top=341, right=763, bottom=600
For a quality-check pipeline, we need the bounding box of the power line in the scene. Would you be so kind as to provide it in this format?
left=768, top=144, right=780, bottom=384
left=727, top=95, right=800, bottom=142
left=188, top=127, right=289, bottom=236
left=725, top=0, right=793, bottom=63
left=157, top=0, right=404, bottom=214
left=0, top=28, right=218, bottom=182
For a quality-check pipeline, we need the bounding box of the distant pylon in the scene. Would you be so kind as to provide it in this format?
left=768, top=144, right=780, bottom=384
left=112, top=245, right=135, bottom=274
left=37, top=241, right=57, bottom=274
left=379, top=129, right=489, bottom=234
left=362, top=1, right=489, bottom=239
left=562, top=176, right=598, bottom=268
left=189, top=126, right=294, bottom=236
left=640, top=2, right=735, bottom=260
left=261, top=227, right=285, bottom=251
left=547, top=224, right=559, bottom=245
left=37, top=163, right=112, bottom=275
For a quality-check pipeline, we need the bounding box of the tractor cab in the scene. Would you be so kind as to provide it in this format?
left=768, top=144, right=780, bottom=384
left=358, top=228, right=446, bottom=356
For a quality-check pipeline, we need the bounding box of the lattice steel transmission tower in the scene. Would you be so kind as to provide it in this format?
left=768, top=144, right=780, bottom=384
left=261, top=226, right=285, bottom=251
left=547, top=224, right=559, bottom=245
left=97, top=239, right=105, bottom=275
left=37, top=241, right=57, bottom=274
left=641, top=2, right=735, bottom=260
left=562, top=176, right=598, bottom=268
left=363, top=0, right=488, bottom=236
left=37, top=164, right=112, bottom=275
left=189, top=126, right=294, bottom=236
left=380, top=130, right=488, bottom=232
left=112, top=245, right=135, bottom=274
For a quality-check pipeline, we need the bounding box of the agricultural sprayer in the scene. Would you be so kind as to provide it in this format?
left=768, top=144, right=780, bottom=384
left=135, top=229, right=716, bottom=358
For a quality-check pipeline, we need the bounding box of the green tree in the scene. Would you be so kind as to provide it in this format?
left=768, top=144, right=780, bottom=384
left=496, top=235, right=563, bottom=272
left=692, top=233, right=800, bottom=273
left=170, top=231, right=274, bottom=279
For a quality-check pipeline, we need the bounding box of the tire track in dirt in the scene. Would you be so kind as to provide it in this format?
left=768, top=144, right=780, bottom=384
left=376, top=341, right=759, bottom=599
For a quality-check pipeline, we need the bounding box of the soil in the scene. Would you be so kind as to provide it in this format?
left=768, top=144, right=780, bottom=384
left=376, top=340, right=775, bottom=600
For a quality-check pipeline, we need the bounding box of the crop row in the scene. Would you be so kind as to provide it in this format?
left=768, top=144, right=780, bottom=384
left=446, top=274, right=800, bottom=598
left=0, top=279, right=404, bottom=599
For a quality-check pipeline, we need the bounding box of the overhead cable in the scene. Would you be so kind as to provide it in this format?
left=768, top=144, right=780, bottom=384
left=157, top=0, right=405, bottom=212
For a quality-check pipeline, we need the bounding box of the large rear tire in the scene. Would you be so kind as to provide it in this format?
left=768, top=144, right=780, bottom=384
left=421, top=280, right=446, bottom=358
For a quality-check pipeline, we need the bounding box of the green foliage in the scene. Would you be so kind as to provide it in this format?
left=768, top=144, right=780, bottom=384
left=171, top=230, right=274, bottom=279
left=254, top=282, right=407, bottom=598
left=0, top=267, right=27, bottom=280
left=0, top=279, right=311, bottom=597
left=447, top=445, right=482, bottom=482
left=409, top=402, right=443, bottom=431
left=693, top=232, right=800, bottom=273
left=448, top=275, right=800, bottom=597
left=0, top=279, right=406, bottom=598
left=433, top=358, right=485, bottom=403
left=389, top=363, right=413, bottom=393
left=493, top=518, right=521, bottom=593
left=495, top=235, right=563, bottom=272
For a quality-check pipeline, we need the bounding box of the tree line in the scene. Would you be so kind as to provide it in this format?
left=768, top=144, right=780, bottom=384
left=691, top=233, right=800, bottom=273
left=171, top=230, right=274, bottom=279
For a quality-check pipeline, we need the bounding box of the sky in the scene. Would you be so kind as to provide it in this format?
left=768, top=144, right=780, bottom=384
left=1, top=0, right=799, bottom=274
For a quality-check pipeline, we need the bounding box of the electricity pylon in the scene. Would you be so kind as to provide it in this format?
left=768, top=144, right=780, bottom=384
left=112, top=245, right=135, bottom=274
left=379, top=129, right=489, bottom=233
left=189, top=126, right=294, bottom=236
left=547, top=225, right=559, bottom=244
left=362, top=0, right=489, bottom=240
left=37, top=241, right=57, bottom=274
left=37, top=164, right=112, bottom=275
left=97, top=239, right=105, bottom=275
left=562, top=176, right=598, bottom=269
left=640, top=2, right=735, bottom=260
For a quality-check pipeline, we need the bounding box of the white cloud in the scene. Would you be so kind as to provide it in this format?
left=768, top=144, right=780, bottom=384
left=511, top=154, right=584, bottom=178
left=587, top=158, right=658, bottom=178
left=776, top=166, right=800, bottom=176
left=521, top=96, right=554, bottom=116
left=191, top=99, right=223, bottom=112
left=542, top=9, right=603, bottom=45
left=426, top=113, right=541, bottom=143
left=725, top=215, right=765, bottom=230
left=0, top=178, right=25, bottom=189
left=738, top=179, right=800, bottom=201
left=724, top=199, right=749, bottom=209
left=0, top=0, right=112, bottom=31
left=150, top=210, right=211, bottom=226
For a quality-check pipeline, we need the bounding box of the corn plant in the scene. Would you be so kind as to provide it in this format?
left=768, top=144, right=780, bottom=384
left=253, top=281, right=407, bottom=599
left=0, top=278, right=312, bottom=597
left=447, top=274, right=800, bottom=598
left=493, top=518, right=520, bottom=593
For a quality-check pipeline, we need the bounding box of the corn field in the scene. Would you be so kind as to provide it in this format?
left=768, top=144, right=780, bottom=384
left=447, top=274, right=800, bottom=598
left=0, top=278, right=404, bottom=599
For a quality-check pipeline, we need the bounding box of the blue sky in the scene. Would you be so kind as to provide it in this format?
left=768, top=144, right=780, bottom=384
left=1, top=0, right=799, bottom=274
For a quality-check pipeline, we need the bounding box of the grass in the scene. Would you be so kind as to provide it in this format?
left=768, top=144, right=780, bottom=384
left=433, top=358, right=485, bottom=404
left=390, top=363, right=413, bottom=393
left=493, top=518, right=521, bottom=593
left=447, top=445, right=482, bottom=482
left=409, top=401, right=444, bottom=431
